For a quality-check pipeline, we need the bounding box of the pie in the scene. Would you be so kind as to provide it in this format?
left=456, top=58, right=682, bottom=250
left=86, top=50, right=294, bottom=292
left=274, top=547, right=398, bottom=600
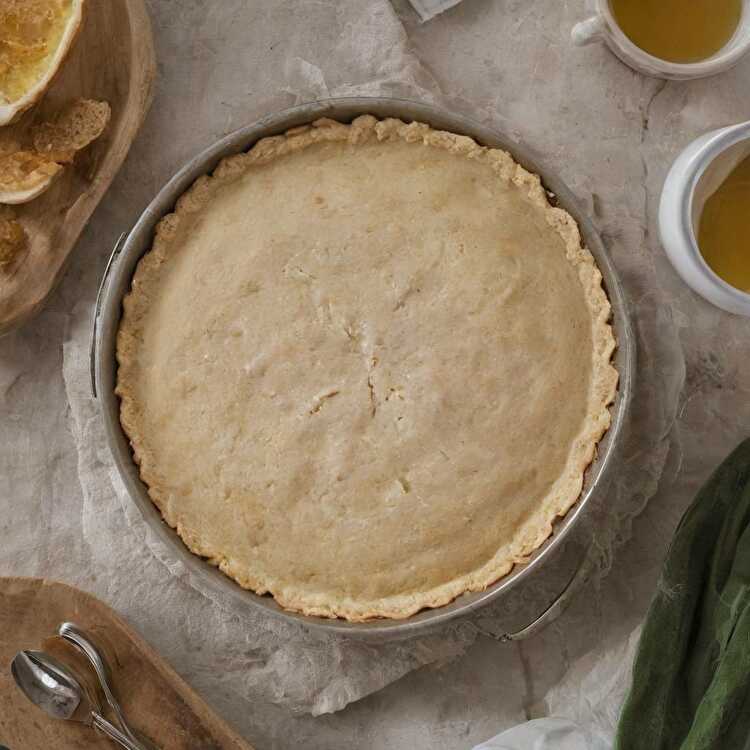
left=116, top=115, right=618, bottom=621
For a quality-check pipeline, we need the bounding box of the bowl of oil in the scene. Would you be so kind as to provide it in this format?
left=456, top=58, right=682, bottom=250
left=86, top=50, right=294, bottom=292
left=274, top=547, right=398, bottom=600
left=572, top=0, right=750, bottom=79
left=660, top=121, right=750, bottom=316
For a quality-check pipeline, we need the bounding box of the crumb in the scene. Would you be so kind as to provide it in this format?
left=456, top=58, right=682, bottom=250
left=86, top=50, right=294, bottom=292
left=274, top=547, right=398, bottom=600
left=0, top=208, right=26, bottom=266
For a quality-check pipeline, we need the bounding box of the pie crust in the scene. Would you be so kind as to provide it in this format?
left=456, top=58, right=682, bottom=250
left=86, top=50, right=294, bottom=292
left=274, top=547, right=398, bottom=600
left=116, top=115, right=618, bottom=621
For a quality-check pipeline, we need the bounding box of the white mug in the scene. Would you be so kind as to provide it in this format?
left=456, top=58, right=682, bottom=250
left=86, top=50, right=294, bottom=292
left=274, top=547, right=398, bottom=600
left=659, top=121, right=750, bottom=317
left=572, top=0, right=750, bottom=79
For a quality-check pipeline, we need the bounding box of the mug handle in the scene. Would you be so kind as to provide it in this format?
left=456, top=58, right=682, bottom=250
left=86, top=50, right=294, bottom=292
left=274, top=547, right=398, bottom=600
left=571, top=15, right=607, bottom=47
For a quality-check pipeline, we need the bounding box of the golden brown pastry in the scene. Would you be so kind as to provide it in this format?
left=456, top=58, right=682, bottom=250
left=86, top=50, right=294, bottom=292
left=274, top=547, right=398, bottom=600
left=117, top=116, right=618, bottom=621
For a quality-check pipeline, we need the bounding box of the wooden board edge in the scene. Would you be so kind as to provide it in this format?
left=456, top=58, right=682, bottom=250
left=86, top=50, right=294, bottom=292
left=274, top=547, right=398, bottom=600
left=0, top=0, right=157, bottom=337
left=2, top=576, right=255, bottom=749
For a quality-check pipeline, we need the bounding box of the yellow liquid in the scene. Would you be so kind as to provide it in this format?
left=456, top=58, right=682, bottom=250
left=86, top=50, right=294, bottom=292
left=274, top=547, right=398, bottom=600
left=610, top=0, right=742, bottom=63
left=698, top=154, right=750, bottom=293
left=0, top=0, right=73, bottom=104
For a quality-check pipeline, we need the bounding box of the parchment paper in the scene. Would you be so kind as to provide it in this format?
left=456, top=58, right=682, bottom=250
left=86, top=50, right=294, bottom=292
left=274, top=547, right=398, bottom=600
left=51, top=0, right=683, bottom=727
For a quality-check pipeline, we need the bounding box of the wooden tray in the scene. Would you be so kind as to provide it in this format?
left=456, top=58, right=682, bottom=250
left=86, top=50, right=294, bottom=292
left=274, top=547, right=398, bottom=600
left=0, top=577, right=254, bottom=750
left=0, top=0, right=156, bottom=336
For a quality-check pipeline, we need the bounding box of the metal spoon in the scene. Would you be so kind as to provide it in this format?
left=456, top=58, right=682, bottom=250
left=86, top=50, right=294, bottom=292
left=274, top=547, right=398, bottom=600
left=11, top=650, right=145, bottom=750
left=58, top=621, right=139, bottom=744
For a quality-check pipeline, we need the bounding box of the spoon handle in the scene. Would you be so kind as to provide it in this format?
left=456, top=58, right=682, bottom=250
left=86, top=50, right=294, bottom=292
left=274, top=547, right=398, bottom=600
left=59, top=622, right=139, bottom=743
left=92, top=711, right=150, bottom=750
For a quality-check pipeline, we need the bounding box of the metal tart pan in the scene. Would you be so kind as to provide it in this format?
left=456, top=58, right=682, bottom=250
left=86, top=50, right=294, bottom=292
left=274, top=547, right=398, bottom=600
left=92, top=97, right=635, bottom=641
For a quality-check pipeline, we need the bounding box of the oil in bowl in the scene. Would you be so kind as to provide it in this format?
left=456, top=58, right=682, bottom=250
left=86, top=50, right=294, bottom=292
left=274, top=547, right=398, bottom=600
left=698, top=154, right=750, bottom=293
left=609, top=0, right=743, bottom=63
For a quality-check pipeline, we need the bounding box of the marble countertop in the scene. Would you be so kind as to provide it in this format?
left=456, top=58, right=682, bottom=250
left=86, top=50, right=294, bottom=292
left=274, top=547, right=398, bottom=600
left=1, top=1, right=749, bottom=748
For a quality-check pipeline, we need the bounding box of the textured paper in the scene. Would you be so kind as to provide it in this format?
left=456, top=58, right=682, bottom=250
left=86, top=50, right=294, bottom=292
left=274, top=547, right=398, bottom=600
left=60, top=0, right=681, bottom=718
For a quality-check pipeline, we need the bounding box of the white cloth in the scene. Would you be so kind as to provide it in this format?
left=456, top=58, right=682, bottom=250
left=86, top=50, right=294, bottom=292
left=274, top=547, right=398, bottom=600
left=407, top=0, right=465, bottom=21
left=474, top=719, right=610, bottom=750
left=473, top=629, right=641, bottom=749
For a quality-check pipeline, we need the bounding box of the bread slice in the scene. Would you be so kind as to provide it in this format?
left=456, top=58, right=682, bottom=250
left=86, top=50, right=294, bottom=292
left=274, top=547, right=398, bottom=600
left=33, top=98, right=111, bottom=163
left=0, top=98, right=110, bottom=204
left=0, top=150, right=63, bottom=205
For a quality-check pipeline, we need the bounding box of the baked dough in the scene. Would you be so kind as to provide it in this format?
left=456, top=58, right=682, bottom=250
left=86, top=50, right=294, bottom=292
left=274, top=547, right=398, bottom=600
left=116, top=116, right=618, bottom=621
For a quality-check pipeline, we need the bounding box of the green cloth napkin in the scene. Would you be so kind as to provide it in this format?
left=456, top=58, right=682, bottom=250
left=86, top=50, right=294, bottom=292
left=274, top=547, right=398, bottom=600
left=616, top=439, right=750, bottom=750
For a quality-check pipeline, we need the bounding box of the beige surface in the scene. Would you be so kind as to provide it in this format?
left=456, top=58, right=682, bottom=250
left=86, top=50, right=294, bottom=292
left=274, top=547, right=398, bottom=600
left=0, top=577, right=253, bottom=750
left=4, top=0, right=743, bottom=744
left=117, top=115, right=618, bottom=621
left=0, top=0, right=155, bottom=335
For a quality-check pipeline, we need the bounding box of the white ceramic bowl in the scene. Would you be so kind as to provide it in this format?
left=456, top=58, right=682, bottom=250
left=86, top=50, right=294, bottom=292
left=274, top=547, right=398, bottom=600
left=572, top=0, right=750, bottom=79
left=659, top=121, right=750, bottom=316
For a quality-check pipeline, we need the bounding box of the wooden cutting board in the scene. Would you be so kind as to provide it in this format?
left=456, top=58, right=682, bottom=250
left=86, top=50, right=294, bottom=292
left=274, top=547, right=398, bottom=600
left=0, top=578, right=254, bottom=750
left=0, top=0, right=156, bottom=336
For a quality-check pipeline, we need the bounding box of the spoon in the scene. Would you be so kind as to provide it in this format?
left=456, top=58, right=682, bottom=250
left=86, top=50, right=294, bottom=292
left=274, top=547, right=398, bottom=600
left=58, top=621, right=139, bottom=744
left=11, top=650, right=145, bottom=750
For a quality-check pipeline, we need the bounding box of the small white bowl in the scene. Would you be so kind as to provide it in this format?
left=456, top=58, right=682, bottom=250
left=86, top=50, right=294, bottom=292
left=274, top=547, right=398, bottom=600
left=572, top=0, right=750, bottom=79
left=659, top=121, right=750, bottom=317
